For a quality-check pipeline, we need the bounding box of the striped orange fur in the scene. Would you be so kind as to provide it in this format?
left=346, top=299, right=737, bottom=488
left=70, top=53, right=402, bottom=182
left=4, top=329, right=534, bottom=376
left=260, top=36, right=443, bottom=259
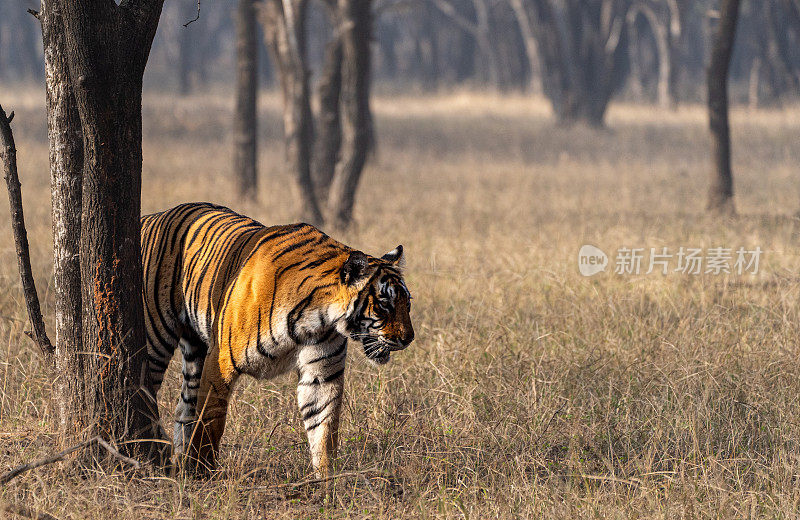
left=140, top=202, right=414, bottom=479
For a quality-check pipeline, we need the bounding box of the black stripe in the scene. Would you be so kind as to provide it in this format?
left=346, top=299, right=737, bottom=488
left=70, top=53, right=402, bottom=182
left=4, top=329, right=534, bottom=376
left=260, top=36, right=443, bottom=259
left=228, top=324, right=243, bottom=374
left=305, top=411, right=334, bottom=431
left=148, top=356, right=169, bottom=370
left=297, top=275, right=313, bottom=290
left=255, top=308, right=274, bottom=359
left=272, top=237, right=317, bottom=262
left=306, top=340, right=346, bottom=365
left=301, top=395, right=339, bottom=420
left=324, top=367, right=345, bottom=383
left=298, top=250, right=341, bottom=271
left=299, top=367, right=345, bottom=386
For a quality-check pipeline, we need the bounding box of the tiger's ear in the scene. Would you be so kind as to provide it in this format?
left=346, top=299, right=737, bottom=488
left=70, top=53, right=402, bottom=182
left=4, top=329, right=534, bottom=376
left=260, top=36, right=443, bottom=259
left=381, top=245, right=405, bottom=268
left=341, top=250, right=370, bottom=285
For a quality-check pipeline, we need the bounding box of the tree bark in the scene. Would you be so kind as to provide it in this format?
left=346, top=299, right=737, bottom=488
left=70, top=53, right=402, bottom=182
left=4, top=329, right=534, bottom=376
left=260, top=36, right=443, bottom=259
left=706, top=0, right=740, bottom=214
left=54, top=0, right=167, bottom=462
left=40, top=0, right=87, bottom=442
left=326, top=0, right=372, bottom=228
left=234, top=0, right=259, bottom=201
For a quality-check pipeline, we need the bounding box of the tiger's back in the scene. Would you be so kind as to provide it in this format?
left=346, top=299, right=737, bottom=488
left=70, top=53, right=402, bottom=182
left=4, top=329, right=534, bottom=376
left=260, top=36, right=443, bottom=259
left=141, top=202, right=348, bottom=387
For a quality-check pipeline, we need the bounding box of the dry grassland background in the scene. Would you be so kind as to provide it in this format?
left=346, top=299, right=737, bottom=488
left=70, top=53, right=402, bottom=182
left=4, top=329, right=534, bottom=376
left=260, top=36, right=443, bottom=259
left=1, top=89, right=800, bottom=518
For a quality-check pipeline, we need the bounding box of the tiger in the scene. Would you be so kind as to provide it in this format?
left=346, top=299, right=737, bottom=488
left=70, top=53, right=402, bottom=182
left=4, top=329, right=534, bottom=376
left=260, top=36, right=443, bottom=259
left=140, top=202, right=414, bottom=480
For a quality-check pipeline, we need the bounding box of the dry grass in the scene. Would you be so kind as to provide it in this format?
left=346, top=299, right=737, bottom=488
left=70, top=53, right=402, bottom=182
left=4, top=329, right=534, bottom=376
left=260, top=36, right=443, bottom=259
left=2, top=87, right=800, bottom=518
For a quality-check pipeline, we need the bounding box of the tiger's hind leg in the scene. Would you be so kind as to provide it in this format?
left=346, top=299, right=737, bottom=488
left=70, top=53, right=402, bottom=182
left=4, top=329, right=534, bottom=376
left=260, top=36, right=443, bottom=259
left=144, top=322, right=182, bottom=466
left=173, top=328, right=209, bottom=472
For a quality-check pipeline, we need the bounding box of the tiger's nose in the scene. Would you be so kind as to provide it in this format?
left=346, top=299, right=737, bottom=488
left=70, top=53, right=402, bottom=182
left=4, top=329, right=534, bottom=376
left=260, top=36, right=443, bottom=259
left=392, top=328, right=414, bottom=350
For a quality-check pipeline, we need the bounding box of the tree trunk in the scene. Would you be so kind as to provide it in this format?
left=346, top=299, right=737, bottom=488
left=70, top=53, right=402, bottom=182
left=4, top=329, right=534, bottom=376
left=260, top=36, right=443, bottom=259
left=525, top=0, right=574, bottom=121
left=41, top=0, right=86, bottom=442
left=54, top=0, right=167, bottom=462
left=234, top=0, right=259, bottom=201
left=326, top=0, right=372, bottom=228
left=706, top=0, right=740, bottom=214
left=628, top=3, right=672, bottom=108
left=313, top=31, right=342, bottom=197
left=748, top=56, right=761, bottom=109
left=508, top=0, right=542, bottom=93
left=524, top=0, right=628, bottom=127
left=260, top=0, right=324, bottom=225
left=626, top=15, right=645, bottom=101
left=471, top=0, right=498, bottom=87
left=765, top=0, right=800, bottom=97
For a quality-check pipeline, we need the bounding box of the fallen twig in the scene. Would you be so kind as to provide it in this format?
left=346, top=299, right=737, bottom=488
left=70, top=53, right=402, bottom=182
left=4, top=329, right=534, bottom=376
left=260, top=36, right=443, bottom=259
left=532, top=401, right=567, bottom=445
left=0, top=104, right=54, bottom=356
left=244, top=466, right=383, bottom=491
left=0, top=436, right=141, bottom=486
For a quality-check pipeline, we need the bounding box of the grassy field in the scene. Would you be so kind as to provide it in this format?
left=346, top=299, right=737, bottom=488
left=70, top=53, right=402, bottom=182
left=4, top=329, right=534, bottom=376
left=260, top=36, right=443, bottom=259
left=2, top=88, right=800, bottom=518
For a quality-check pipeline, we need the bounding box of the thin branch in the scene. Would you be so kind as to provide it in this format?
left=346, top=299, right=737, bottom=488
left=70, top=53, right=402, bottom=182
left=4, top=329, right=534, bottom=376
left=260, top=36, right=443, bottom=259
left=243, top=466, right=383, bottom=491
left=665, top=0, right=681, bottom=37
left=0, top=105, right=54, bottom=356
left=373, top=0, right=419, bottom=16
left=532, top=402, right=567, bottom=446
left=0, top=436, right=141, bottom=486
left=280, top=0, right=303, bottom=72
left=27, top=9, right=41, bottom=21
left=95, top=438, right=143, bottom=469
left=426, top=0, right=479, bottom=37
left=183, top=0, right=201, bottom=27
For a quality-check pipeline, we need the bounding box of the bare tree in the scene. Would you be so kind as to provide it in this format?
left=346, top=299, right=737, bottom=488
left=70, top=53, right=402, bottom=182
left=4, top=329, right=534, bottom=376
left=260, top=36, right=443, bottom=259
left=260, top=0, right=373, bottom=229
left=427, top=0, right=499, bottom=86
left=261, top=0, right=324, bottom=225
left=627, top=2, right=672, bottom=107
left=508, top=0, right=541, bottom=92
left=48, top=0, right=167, bottom=461
left=325, top=0, right=373, bottom=227
left=509, top=0, right=630, bottom=126
left=706, top=0, right=740, bottom=214
left=234, top=0, right=259, bottom=200
left=1, top=106, right=53, bottom=356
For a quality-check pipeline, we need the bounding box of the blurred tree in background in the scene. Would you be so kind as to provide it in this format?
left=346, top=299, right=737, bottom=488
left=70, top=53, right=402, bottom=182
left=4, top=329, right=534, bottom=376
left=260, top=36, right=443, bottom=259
left=2, top=0, right=798, bottom=222
left=4, top=0, right=798, bottom=115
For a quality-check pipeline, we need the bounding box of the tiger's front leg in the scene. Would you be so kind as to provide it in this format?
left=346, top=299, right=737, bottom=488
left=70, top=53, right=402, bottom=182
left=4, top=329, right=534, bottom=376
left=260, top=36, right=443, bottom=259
left=297, top=337, right=347, bottom=492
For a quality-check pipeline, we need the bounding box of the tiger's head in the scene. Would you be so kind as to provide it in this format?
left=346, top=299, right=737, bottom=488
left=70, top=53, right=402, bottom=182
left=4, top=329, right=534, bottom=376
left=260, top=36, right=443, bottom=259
left=337, top=245, right=414, bottom=365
